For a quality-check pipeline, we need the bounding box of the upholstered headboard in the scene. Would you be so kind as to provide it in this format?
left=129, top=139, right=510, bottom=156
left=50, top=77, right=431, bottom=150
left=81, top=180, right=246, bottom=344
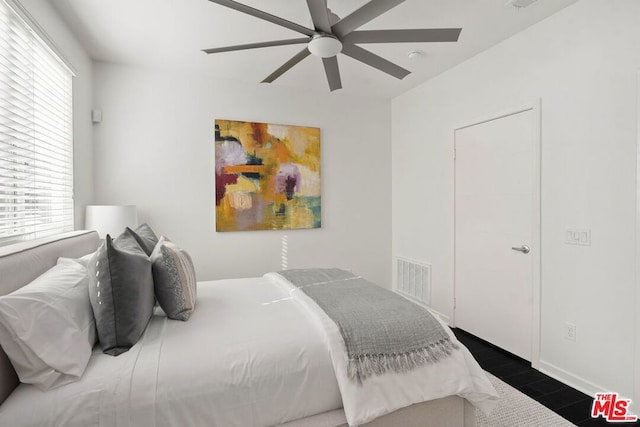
left=0, top=230, right=100, bottom=405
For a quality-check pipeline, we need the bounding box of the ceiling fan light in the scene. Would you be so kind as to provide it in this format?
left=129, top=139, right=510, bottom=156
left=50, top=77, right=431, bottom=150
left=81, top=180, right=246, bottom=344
left=308, top=35, right=342, bottom=58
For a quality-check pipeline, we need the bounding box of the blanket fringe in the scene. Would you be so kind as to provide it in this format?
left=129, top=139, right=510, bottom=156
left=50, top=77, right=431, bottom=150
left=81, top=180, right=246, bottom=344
left=347, top=338, right=459, bottom=384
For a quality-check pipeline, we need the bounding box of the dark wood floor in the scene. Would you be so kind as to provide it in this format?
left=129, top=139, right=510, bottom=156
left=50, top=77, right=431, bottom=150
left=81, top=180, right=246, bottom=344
left=452, top=328, right=639, bottom=426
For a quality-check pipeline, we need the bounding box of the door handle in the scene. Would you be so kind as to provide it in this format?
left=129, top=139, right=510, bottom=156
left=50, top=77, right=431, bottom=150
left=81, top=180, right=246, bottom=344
left=511, top=245, right=530, bottom=254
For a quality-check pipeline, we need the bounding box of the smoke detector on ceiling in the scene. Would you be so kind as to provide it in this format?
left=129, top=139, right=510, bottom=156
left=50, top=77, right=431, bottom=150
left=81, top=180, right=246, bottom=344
left=506, top=0, right=538, bottom=8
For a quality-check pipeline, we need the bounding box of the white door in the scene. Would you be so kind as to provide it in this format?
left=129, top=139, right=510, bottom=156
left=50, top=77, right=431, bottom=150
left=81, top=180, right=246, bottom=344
left=454, top=107, right=539, bottom=361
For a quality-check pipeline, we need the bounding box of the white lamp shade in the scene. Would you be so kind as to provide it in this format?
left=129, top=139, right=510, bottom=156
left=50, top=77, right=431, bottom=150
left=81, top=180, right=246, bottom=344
left=85, top=205, right=138, bottom=238
left=308, top=35, right=342, bottom=58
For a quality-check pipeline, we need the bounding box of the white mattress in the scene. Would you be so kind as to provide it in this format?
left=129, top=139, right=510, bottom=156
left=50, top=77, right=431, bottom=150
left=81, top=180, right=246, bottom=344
left=0, top=278, right=344, bottom=427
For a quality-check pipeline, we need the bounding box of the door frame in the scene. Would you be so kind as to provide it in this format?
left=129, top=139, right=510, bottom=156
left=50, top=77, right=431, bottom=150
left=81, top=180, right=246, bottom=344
left=634, top=70, right=640, bottom=404
left=453, top=100, right=542, bottom=369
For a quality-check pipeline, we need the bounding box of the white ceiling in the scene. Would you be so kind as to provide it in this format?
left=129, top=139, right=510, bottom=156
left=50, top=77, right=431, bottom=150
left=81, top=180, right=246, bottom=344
left=48, top=0, right=579, bottom=99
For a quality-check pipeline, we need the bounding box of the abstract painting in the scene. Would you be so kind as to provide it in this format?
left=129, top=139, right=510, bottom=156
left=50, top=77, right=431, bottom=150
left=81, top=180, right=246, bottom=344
left=215, top=119, right=321, bottom=232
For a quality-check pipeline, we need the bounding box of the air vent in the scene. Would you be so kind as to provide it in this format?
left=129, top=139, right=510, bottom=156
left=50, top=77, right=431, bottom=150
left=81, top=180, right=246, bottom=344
left=506, top=0, right=538, bottom=8
left=395, top=257, right=432, bottom=306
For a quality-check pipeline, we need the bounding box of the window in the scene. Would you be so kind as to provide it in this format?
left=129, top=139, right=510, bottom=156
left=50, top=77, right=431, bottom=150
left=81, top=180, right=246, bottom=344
left=0, top=0, right=73, bottom=246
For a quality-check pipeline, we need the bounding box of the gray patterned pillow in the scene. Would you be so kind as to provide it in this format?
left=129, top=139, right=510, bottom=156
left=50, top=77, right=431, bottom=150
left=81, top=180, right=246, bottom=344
left=88, top=233, right=155, bottom=356
left=150, top=237, right=197, bottom=321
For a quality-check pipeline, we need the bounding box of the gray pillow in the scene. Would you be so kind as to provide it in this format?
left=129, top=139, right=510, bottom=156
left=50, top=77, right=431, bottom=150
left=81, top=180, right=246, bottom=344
left=126, top=223, right=159, bottom=256
left=151, top=236, right=197, bottom=321
left=88, top=233, right=155, bottom=356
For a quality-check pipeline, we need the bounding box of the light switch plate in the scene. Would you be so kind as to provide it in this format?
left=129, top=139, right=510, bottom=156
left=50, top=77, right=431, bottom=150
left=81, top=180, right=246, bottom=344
left=565, top=229, right=591, bottom=246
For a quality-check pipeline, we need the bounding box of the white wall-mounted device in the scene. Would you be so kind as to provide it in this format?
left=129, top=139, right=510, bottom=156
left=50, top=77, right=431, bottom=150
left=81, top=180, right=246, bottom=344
left=91, top=109, right=102, bottom=123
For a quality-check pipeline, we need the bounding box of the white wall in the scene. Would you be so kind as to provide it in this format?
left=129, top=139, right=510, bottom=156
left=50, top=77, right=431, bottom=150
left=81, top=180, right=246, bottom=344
left=92, top=63, right=392, bottom=286
left=17, top=0, right=93, bottom=228
left=392, top=0, right=640, bottom=398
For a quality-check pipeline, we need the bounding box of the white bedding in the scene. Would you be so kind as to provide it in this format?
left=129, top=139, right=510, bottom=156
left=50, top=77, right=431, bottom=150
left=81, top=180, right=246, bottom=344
left=266, top=272, right=498, bottom=426
left=0, top=278, right=343, bottom=427
left=0, top=274, right=497, bottom=427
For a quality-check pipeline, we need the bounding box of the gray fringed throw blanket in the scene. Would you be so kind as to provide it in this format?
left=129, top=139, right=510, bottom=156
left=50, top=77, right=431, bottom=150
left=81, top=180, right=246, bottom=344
left=278, top=268, right=458, bottom=384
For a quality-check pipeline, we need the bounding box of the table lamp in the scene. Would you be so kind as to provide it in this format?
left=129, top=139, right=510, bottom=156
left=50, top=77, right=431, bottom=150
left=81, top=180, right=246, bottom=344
left=85, top=205, right=138, bottom=239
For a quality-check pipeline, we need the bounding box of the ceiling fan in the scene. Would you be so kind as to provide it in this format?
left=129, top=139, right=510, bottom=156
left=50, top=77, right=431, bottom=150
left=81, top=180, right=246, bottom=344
left=203, top=0, right=462, bottom=91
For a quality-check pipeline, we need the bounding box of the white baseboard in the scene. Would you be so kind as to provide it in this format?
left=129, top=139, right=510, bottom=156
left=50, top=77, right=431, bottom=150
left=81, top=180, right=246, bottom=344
left=537, top=360, right=603, bottom=398
left=428, top=308, right=451, bottom=326
left=393, top=290, right=452, bottom=325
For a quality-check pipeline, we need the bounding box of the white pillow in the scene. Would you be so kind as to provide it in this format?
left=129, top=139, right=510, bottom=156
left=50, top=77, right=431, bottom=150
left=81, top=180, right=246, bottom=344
left=0, top=258, right=96, bottom=390
left=58, top=251, right=96, bottom=268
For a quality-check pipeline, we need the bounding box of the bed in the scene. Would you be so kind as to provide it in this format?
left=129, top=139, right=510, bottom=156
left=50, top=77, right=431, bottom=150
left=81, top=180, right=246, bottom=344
left=0, top=230, right=496, bottom=426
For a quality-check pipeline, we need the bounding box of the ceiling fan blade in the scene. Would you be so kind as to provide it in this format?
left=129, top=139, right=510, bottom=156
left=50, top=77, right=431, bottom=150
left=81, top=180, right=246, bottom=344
left=208, top=0, right=315, bottom=37
left=306, top=0, right=332, bottom=33
left=322, top=56, right=342, bottom=91
left=262, top=48, right=311, bottom=83
left=341, top=44, right=410, bottom=80
left=203, top=38, right=310, bottom=54
left=331, top=0, right=405, bottom=38
left=343, top=28, right=462, bottom=44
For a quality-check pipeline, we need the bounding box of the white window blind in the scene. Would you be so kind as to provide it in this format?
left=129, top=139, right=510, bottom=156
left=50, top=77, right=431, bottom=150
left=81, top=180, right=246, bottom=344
left=0, top=0, right=73, bottom=246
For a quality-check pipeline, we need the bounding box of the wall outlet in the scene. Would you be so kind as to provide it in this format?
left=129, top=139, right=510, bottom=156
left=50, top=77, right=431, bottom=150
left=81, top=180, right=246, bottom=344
left=565, top=322, right=576, bottom=341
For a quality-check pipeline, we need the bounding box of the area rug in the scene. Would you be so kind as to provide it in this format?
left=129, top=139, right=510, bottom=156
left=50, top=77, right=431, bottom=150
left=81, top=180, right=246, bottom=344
left=478, top=372, right=576, bottom=427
